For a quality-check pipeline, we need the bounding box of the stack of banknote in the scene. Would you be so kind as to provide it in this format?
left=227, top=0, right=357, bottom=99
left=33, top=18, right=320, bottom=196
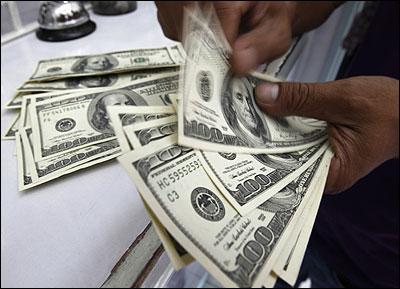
left=2, top=4, right=333, bottom=288
left=115, top=5, right=332, bottom=288
left=2, top=45, right=185, bottom=190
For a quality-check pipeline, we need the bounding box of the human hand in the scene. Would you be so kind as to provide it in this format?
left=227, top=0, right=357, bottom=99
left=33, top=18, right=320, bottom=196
left=155, top=1, right=296, bottom=74
left=255, top=76, right=399, bottom=194
left=155, top=1, right=341, bottom=74
left=155, top=1, right=194, bottom=42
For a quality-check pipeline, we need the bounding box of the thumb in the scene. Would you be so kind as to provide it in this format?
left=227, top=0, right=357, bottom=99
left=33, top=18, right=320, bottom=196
left=255, top=81, right=344, bottom=123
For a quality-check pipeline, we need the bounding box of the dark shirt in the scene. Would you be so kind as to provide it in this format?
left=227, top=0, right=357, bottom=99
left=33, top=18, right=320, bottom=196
left=312, top=1, right=399, bottom=288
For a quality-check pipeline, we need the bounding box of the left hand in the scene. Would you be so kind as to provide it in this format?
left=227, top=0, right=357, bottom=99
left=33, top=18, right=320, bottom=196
left=255, top=76, right=399, bottom=194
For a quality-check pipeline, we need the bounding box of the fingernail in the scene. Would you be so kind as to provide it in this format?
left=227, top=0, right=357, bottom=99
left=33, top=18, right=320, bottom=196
left=255, top=83, right=279, bottom=104
left=233, top=47, right=258, bottom=75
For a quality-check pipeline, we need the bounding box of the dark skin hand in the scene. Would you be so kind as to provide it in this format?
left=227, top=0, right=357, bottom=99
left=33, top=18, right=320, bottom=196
left=155, top=1, right=399, bottom=194
left=256, top=77, right=399, bottom=194
left=155, top=1, right=342, bottom=74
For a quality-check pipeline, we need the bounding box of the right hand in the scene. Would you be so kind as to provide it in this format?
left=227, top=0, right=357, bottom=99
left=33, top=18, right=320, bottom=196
left=155, top=1, right=296, bottom=75
left=155, top=1, right=194, bottom=43
left=155, top=1, right=340, bottom=75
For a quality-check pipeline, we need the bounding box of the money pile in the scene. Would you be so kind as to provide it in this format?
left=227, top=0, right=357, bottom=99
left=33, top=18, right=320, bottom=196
left=2, top=45, right=185, bottom=190
left=2, top=4, right=333, bottom=288
left=115, top=5, right=333, bottom=288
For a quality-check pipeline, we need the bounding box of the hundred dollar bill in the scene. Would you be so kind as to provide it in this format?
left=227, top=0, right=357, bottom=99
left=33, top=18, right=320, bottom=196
left=271, top=149, right=332, bottom=286
left=4, top=91, right=34, bottom=109
left=6, top=86, right=96, bottom=111
left=178, top=7, right=327, bottom=154
left=2, top=113, right=20, bottom=140
left=271, top=192, right=322, bottom=286
left=263, top=271, right=279, bottom=288
left=5, top=85, right=108, bottom=110
left=261, top=150, right=331, bottom=288
left=260, top=183, right=322, bottom=287
left=16, top=132, right=36, bottom=190
left=257, top=193, right=318, bottom=286
left=197, top=142, right=328, bottom=215
left=143, top=200, right=194, bottom=270
left=29, top=45, right=185, bottom=82
left=29, top=73, right=179, bottom=161
left=18, top=89, right=110, bottom=140
left=19, top=95, right=36, bottom=131
left=107, top=106, right=176, bottom=153
left=5, top=90, right=78, bottom=110
left=18, top=67, right=180, bottom=92
left=18, top=127, right=120, bottom=190
left=123, top=116, right=177, bottom=149
left=262, top=150, right=331, bottom=288
left=118, top=137, right=329, bottom=287
left=169, top=93, right=179, bottom=112
left=19, top=90, right=98, bottom=131
left=19, top=85, right=161, bottom=131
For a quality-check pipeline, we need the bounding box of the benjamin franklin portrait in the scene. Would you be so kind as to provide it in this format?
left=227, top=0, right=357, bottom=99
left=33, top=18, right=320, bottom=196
left=66, top=75, right=118, bottom=88
left=71, top=55, right=119, bottom=73
left=88, top=89, right=147, bottom=133
left=221, top=75, right=270, bottom=147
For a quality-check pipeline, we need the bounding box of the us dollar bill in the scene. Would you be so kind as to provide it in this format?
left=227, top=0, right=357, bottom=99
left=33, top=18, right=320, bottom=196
left=16, top=132, right=35, bottom=190
left=17, top=127, right=121, bottom=191
left=197, top=142, right=328, bottom=215
left=123, top=115, right=177, bottom=149
left=29, top=72, right=179, bottom=161
left=169, top=93, right=179, bottom=112
left=18, top=67, right=180, bottom=92
left=19, top=95, right=35, bottom=131
left=4, top=91, right=35, bottom=109
left=178, top=7, right=327, bottom=154
left=262, top=149, right=332, bottom=288
left=271, top=194, right=321, bottom=286
left=2, top=113, right=20, bottom=140
left=19, top=90, right=97, bottom=130
left=262, top=187, right=321, bottom=287
left=143, top=200, right=194, bottom=270
left=6, top=86, right=96, bottom=111
left=107, top=106, right=177, bottom=153
left=118, top=137, right=329, bottom=287
left=5, top=89, right=94, bottom=110
left=271, top=149, right=332, bottom=286
left=29, top=45, right=185, bottom=82
left=263, top=271, right=279, bottom=288
left=18, top=88, right=111, bottom=140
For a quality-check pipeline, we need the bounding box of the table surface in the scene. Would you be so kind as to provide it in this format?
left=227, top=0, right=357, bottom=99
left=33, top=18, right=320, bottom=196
left=1, top=2, right=358, bottom=288
left=1, top=2, right=177, bottom=287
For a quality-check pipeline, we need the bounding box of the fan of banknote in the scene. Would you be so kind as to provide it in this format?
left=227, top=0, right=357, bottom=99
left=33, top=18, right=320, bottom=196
left=2, top=4, right=332, bottom=288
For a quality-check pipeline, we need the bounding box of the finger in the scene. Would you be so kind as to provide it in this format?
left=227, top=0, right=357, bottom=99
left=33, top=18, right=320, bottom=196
left=213, top=2, right=248, bottom=46
left=324, top=125, right=359, bottom=194
left=255, top=79, right=351, bottom=124
left=155, top=1, right=194, bottom=41
left=157, top=10, right=180, bottom=41
left=324, top=148, right=356, bottom=195
left=324, top=155, right=341, bottom=194
left=231, top=16, right=292, bottom=75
